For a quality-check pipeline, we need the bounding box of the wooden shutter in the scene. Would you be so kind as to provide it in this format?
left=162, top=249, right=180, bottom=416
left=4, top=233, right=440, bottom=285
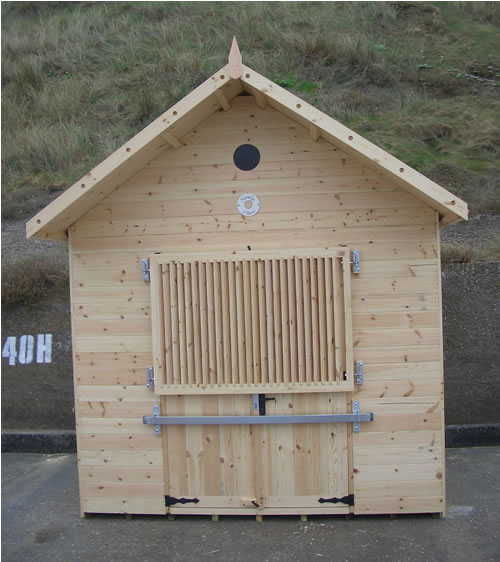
left=150, top=248, right=353, bottom=394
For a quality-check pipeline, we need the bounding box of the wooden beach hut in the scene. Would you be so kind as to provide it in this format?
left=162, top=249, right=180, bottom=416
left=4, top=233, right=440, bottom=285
left=27, top=39, right=468, bottom=518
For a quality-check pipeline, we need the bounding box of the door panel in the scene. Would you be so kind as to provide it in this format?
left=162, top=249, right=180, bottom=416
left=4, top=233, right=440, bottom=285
left=163, top=392, right=350, bottom=514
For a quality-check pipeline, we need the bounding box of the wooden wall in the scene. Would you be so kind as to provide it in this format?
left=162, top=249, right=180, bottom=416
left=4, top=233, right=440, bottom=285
left=69, top=95, right=444, bottom=515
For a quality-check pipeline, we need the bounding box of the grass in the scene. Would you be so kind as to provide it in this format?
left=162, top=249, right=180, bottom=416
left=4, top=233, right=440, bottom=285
left=1, top=1, right=499, bottom=219
left=1, top=252, right=69, bottom=306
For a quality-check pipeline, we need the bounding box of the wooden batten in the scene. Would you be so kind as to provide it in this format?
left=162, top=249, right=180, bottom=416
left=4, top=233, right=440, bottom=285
left=29, top=38, right=466, bottom=518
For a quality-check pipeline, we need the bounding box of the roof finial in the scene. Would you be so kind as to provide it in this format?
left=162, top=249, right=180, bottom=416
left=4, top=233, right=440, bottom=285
left=228, top=36, right=242, bottom=79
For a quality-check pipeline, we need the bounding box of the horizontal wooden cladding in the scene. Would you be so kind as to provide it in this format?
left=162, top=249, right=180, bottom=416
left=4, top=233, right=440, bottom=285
left=358, top=397, right=441, bottom=415
left=353, top=327, right=441, bottom=348
left=355, top=345, right=441, bottom=364
left=354, top=429, right=440, bottom=447
left=126, top=159, right=378, bottom=186
left=360, top=362, right=441, bottom=380
left=78, top=401, right=154, bottom=418
left=78, top=418, right=154, bottom=435
left=361, top=412, right=441, bottom=432
left=73, top=302, right=151, bottom=320
left=354, top=446, right=442, bottom=467
left=75, top=352, right=150, bottom=386
left=152, top=252, right=352, bottom=391
left=74, top=335, right=151, bottom=353
left=72, top=207, right=435, bottom=240
left=70, top=264, right=436, bottom=294
left=354, top=496, right=443, bottom=515
left=81, top=191, right=425, bottom=222
left=82, top=481, right=163, bottom=499
left=78, top=433, right=160, bottom=449
left=79, top=449, right=163, bottom=466
left=77, top=385, right=155, bottom=402
left=83, top=497, right=165, bottom=515
left=353, top=462, right=443, bottom=482
left=80, top=465, right=164, bottom=482
left=352, top=293, right=439, bottom=313
left=353, top=310, right=440, bottom=329
left=149, top=140, right=349, bottom=167
left=71, top=238, right=437, bottom=263
left=112, top=174, right=392, bottom=202
left=354, top=379, right=442, bottom=399
left=73, top=286, right=149, bottom=304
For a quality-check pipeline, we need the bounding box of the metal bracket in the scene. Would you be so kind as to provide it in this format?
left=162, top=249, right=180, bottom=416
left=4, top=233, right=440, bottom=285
left=152, top=403, right=160, bottom=435
left=351, top=250, right=360, bottom=273
left=146, top=367, right=154, bottom=389
left=355, top=361, right=363, bottom=385
left=252, top=394, right=259, bottom=412
left=141, top=258, right=150, bottom=281
left=353, top=401, right=361, bottom=433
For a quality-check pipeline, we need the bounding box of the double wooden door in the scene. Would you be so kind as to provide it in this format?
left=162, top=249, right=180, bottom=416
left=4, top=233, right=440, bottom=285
left=148, top=248, right=354, bottom=515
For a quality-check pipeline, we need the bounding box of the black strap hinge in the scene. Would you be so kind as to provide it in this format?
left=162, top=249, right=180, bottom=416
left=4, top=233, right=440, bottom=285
left=165, top=495, right=200, bottom=507
left=318, top=494, right=354, bottom=506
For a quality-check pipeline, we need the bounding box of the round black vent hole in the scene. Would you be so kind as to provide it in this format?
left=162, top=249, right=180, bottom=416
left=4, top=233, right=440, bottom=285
left=233, top=144, right=260, bottom=171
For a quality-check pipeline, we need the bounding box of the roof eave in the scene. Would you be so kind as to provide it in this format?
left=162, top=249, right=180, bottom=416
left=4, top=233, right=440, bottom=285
left=26, top=63, right=244, bottom=241
left=240, top=65, right=468, bottom=225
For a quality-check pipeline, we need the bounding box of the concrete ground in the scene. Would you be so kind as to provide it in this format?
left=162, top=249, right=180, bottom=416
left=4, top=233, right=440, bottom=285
left=2, top=448, right=499, bottom=562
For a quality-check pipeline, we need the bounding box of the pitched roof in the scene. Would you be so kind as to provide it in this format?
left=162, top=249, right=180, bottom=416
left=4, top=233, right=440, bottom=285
left=27, top=37, right=467, bottom=240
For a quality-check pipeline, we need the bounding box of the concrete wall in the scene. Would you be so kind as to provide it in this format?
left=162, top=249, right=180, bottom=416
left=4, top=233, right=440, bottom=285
left=2, top=263, right=498, bottom=429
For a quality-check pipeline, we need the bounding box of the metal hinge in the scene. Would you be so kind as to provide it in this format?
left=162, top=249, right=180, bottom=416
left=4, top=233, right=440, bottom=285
left=146, top=366, right=154, bottom=389
left=351, top=250, right=360, bottom=273
left=355, top=361, right=363, bottom=385
left=318, top=494, right=354, bottom=506
left=141, top=258, right=150, bottom=281
left=165, top=495, right=200, bottom=507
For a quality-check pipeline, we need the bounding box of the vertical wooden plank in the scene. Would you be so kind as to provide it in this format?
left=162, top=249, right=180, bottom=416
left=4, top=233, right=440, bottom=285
left=165, top=396, right=187, bottom=498
left=295, top=258, right=305, bottom=383
left=185, top=395, right=204, bottom=495
left=258, top=260, right=268, bottom=385
left=235, top=262, right=247, bottom=385
left=221, top=261, right=232, bottom=385
left=332, top=257, right=345, bottom=383
left=293, top=394, right=313, bottom=496
left=206, top=261, right=217, bottom=385
left=213, top=261, right=224, bottom=385
left=150, top=262, right=166, bottom=387
left=243, top=260, right=253, bottom=384
left=317, top=258, right=328, bottom=383
left=201, top=395, right=221, bottom=496
left=162, top=264, right=173, bottom=386
left=272, top=259, right=283, bottom=384
left=302, top=258, right=313, bottom=383
left=191, top=262, right=202, bottom=387
left=342, top=253, right=354, bottom=386
left=228, top=261, right=239, bottom=385
left=176, top=263, right=187, bottom=385
left=310, top=258, right=320, bottom=383
left=287, top=259, right=298, bottom=384
left=272, top=395, right=295, bottom=496
left=325, top=257, right=334, bottom=384
left=184, top=263, right=194, bottom=385
left=250, top=260, right=261, bottom=385
left=170, top=264, right=181, bottom=385
left=280, top=259, right=290, bottom=383
left=265, top=260, right=275, bottom=384
left=199, top=262, right=209, bottom=386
